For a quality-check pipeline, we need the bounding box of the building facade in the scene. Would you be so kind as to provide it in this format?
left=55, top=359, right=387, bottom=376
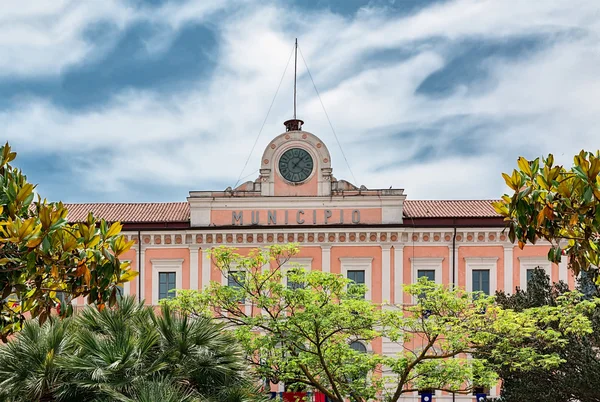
left=66, top=119, right=574, bottom=400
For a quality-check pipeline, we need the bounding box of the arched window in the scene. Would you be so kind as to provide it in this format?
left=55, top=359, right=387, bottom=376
left=349, top=341, right=367, bottom=353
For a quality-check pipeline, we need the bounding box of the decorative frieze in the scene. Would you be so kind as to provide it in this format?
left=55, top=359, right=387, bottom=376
left=124, top=229, right=517, bottom=248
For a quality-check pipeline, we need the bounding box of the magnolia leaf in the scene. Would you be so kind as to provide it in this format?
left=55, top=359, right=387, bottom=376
left=112, top=237, right=135, bottom=257
left=536, top=175, right=549, bottom=190
left=86, top=235, right=101, bottom=249
left=15, top=183, right=35, bottom=204
left=25, top=236, right=43, bottom=248
left=118, top=270, right=139, bottom=283
left=537, top=210, right=545, bottom=226
left=492, top=201, right=509, bottom=216
left=108, top=287, right=117, bottom=308
left=51, top=264, right=59, bottom=279
left=502, top=173, right=516, bottom=191
left=569, top=214, right=579, bottom=226
left=517, top=157, right=532, bottom=177
left=105, top=221, right=122, bottom=238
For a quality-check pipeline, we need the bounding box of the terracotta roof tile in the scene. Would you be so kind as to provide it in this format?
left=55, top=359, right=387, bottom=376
left=62, top=200, right=500, bottom=224
left=403, top=200, right=500, bottom=218
left=64, top=202, right=189, bottom=223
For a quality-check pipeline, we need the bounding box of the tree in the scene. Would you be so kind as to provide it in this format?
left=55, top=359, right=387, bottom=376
left=493, top=151, right=600, bottom=282
left=484, top=268, right=600, bottom=402
left=0, top=296, right=266, bottom=402
left=0, top=143, right=137, bottom=341
left=166, top=245, right=596, bottom=402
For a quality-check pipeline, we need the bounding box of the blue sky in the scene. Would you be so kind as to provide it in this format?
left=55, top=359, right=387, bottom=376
left=2, top=0, right=599, bottom=202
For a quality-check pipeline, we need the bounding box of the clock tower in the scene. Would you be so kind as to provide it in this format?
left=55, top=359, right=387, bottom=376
left=258, top=118, right=334, bottom=197
left=187, top=39, right=406, bottom=227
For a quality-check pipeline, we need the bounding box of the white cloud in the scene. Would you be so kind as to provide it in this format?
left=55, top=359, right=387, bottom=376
left=0, top=0, right=231, bottom=77
left=1, top=0, right=599, bottom=201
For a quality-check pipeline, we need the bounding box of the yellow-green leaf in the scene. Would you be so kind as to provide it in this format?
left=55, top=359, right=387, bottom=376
left=118, top=270, right=139, bottom=283
left=105, top=221, right=122, bottom=238
left=26, top=237, right=43, bottom=248
left=502, top=173, right=517, bottom=191
left=492, top=201, right=509, bottom=216
left=517, top=156, right=532, bottom=177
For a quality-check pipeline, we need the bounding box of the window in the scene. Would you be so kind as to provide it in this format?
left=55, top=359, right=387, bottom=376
left=410, top=258, right=443, bottom=287
left=416, top=270, right=436, bottom=300
left=287, top=275, right=305, bottom=290
left=227, top=271, right=244, bottom=288
left=518, top=257, right=551, bottom=291
left=472, top=270, right=490, bottom=295
left=282, top=258, right=312, bottom=290
left=340, top=258, right=373, bottom=300
left=465, top=257, right=498, bottom=295
left=151, top=259, right=183, bottom=305
left=526, top=269, right=535, bottom=284
left=347, top=270, right=365, bottom=285
left=228, top=271, right=245, bottom=302
left=158, top=272, right=176, bottom=300
left=349, top=341, right=367, bottom=353
left=417, top=269, right=435, bottom=282
left=347, top=270, right=366, bottom=298
left=348, top=341, right=369, bottom=380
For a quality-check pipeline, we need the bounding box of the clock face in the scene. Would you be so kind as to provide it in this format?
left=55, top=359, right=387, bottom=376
left=278, top=148, right=314, bottom=183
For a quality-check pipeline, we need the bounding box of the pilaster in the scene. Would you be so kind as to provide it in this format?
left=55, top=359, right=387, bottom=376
left=504, top=246, right=514, bottom=293
left=393, top=245, right=404, bottom=304
left=321, top=245, right=331, bottom=273
left=201, top=248, right=211, bottom=289
left=381, top=245, right=392, bottom=303
left=189, top=246, right=200, bottom=290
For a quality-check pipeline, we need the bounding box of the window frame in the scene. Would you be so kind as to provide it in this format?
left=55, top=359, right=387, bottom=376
left=347, top=269, right=367, bottom=299
left=518, top=257, right=551, bottom=291
left=410, top=258, right=443, bottom=303
left=158, top=272, right=177, bottom=301
left=281, top=258, right=312, bottom=290
left=219, top=262, right=251, bottom=306
left=416, top=269, right=436, bottom=282
left=472, top=269, right=491, bottom=295
left=465, top=257, right=498, bottom=295
left=410, top=258, right=443, bottom=285
left=226, top=269, right=246, bottom=303
left=349, top=340, right=368, bottom=353
left=151, top=259, right=183, bottom=305
left=340, top=258, right=373, bottom=300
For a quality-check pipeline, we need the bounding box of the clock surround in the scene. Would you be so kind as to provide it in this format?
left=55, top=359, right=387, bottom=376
left=258, top=129, right=333, bottom=196
left=278, top=147, right=314, bottom=184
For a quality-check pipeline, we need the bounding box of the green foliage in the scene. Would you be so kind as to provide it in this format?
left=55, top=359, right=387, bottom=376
left=0, top=296, right=265, bottom=402
left=0, top=143, right=138, bottom=340
left=165, top=245, right=596, bottom=402
left=486, top=268, right=600, bottom=402
left=494, top=151, right=600, bottom=280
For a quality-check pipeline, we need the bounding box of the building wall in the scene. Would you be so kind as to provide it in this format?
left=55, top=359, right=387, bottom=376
left=120, top=228, right=573, bottom=304
left=116, top=227, right=573, bottom=401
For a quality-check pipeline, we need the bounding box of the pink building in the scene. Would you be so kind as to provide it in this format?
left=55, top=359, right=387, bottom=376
left=66, top=118, right=573, bottom=400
